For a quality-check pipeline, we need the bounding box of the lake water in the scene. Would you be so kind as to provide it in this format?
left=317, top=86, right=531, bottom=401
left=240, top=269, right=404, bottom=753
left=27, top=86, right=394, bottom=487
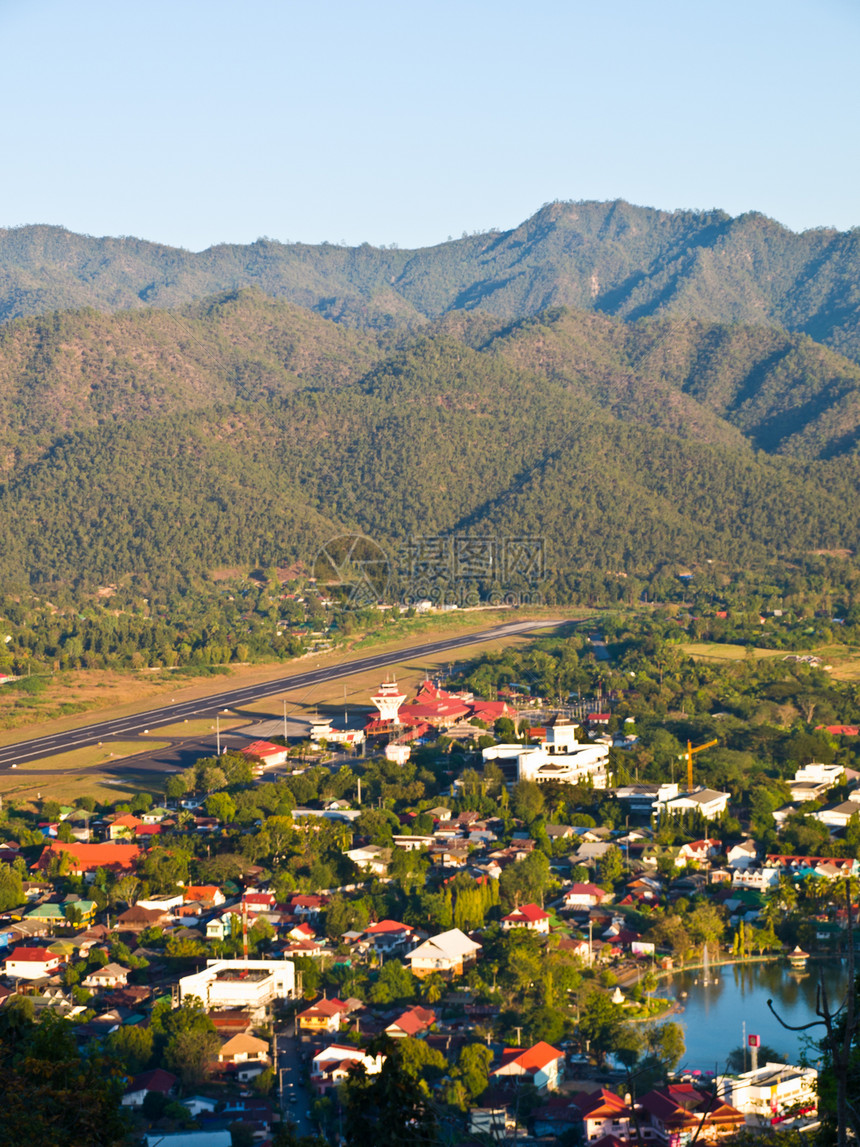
left=656, top=959, right=849, bottom=1071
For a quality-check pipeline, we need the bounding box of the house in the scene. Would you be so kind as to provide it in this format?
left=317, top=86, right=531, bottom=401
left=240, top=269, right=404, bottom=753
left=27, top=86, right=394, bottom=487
left=108, top=814, right=144, bottom=840
left=179, top=960, right=296, bottom=1019
left=35, top=841, right=140, bottom=877
left=82, top=962, right=130, bottom=990
left=240, top=740, right=289, bottom=768
left=310, top=1045, right=385, bottom=1093
left=815, top=801, right=860, bottom=829
left=727, top=840, right=758, bottom=869
left=663, top=787, right=730, bottom=819
left=217, top=1032, right=270, bottom=1065
left=385, top=1005, right=436, bottom=1038
left=297, top=996, right=352, bottom=1032
left=145, top=1133, right=231, bottom=1147
left=571, top=1087, right=631, bottom=1142
left=122, top=1068, right=178, bottom=1108
left=362, top=919, right=417, bottom=954
left=638, top=1084, right=745, bottom=1140
left=491, top=1041, right=565, bottom=1092
left=406, top=927, right=482, bottom=979
left=116, top=905, right=172, bottom=932
left=4, top=945, right=64, bottom=979
left=732, top=867, right=780, bottom=891
left=345, top=845, right=391, bottom=876
left=615, top=782, right=679, bottom=814
left=184, top=885, right=226, bottom=908
left=501, top=903, right=550, bottom=933
left=677, top=839, right=721, bottom=864
left=562, top=883, right=606, bottom=910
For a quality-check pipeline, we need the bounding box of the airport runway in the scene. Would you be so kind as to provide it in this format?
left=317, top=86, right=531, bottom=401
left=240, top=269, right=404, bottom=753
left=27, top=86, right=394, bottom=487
left=0, top=618, right=565, bottom=770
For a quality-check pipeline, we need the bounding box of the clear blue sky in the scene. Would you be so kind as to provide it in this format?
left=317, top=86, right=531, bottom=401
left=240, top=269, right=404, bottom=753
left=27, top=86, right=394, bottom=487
left=3, top=0, right=858, bottom=251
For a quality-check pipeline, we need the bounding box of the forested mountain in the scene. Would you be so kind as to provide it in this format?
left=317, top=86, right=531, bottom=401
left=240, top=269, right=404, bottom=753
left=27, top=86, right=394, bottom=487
left=2, top=292, right=860, bottom=590
left=3, top=200, right=860, bottom=359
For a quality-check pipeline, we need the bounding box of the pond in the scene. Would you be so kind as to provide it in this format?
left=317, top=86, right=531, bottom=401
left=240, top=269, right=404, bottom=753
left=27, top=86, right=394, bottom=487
left=655, top=959, right=850, bottom=1071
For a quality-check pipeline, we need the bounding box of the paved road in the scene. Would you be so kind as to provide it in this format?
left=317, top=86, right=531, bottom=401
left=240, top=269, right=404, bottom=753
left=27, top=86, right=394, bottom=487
left=0, top=618, right=566, bottom=770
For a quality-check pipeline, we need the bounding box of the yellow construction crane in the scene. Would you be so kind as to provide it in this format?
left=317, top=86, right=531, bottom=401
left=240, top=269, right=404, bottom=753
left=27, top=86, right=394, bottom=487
left=685, top=738, right=717, bottom=792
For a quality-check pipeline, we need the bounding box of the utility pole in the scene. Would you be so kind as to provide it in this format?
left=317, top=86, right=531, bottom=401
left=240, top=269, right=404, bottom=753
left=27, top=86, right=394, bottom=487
left=283, top=699, right=288, bottom=743
left=588, top=918, right=593, bottom=967
left=216, top=713, right=221, bottom=757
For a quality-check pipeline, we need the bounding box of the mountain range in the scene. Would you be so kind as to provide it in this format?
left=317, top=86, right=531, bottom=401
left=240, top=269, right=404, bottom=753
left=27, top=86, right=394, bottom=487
left=1, top=286, right=860, bottom=591
left=3, top=200, right=860, bottom=360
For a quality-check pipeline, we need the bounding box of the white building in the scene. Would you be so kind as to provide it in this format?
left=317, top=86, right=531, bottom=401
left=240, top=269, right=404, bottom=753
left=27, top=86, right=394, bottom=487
left=663, top=787, right=730, bottom=820
left=178, top=959, right=295, bottom=1019
left=371, top=680, right=406, bottom=723
left=482, top=739, right=609, bottom=788
left=716, top=1062, right=817, bottom=1125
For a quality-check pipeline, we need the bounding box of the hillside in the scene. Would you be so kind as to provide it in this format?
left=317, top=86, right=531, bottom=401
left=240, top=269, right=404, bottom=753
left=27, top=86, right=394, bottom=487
left=2, top=294, right=860, bottom=590
left=3, top=200, right=860, bottom=359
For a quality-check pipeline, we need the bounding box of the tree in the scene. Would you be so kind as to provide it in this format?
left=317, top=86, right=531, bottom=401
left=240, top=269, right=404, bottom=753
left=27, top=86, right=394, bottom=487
left=578, top=990, right=624, bottom=1064
left=597, top=846, right=624, bottom=888
left=106, top=1024, right=153, bottom=1074
left=0, top=1008, right=128, bottom=1146
left=499, top=850, right=552, bottom=910
left=0, top=863, right=24, bottom=912
left=512, top=781, right=545, bottom=824
left=457, top=1042, right=493, bottom=1103
left=342, top=1038, right=438, bottom=1146
left=164, top=1026, right=220, bottom=1088
left=205, top=791, right=237, bottom=823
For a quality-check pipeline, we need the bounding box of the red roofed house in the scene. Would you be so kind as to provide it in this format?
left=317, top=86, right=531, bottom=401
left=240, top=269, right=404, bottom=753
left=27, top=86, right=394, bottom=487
left=362, top=919, right=417, bottom=954
left=5, top=945, right=64, bottom=979
left=35, top=841, right=140, bottom=877
left=240, top=740, right=289, bottom=769
left=492, top=1042, right=565, bottom=1092
left=563, top=883, right=606, bottom=910
left=121, top=1068, right=178, bottom=1108
left=638, top=1084, right=745, bottom=1141
left=572, top=1087, right=631, bottom=1142
left=501, top=903, right=550, bottom=934
left=311, top=1045, right=385, bottom=1093
left=385, top=1005, right=436, bottom=1038
left=184, top=885, right=226, bottom=907
left=287, top=921, right=316, bottom=942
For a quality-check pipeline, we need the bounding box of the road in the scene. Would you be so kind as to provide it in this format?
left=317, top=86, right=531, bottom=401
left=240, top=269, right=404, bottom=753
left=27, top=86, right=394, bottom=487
left=0, top=618, right=565, bottom=770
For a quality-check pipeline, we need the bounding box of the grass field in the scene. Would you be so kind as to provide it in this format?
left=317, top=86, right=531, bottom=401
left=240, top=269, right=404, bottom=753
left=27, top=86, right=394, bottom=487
left=0, top=767, right=158, bottom=808
left=680, top=642, right=781, bottom=662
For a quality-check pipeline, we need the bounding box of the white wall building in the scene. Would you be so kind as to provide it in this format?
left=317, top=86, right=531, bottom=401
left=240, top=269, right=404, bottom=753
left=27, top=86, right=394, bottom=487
left=716, top=1062, right=817, bottom=1125
left=178, top=959, right=295, bottom=1019
left=482, top=741, right=609, bottom=788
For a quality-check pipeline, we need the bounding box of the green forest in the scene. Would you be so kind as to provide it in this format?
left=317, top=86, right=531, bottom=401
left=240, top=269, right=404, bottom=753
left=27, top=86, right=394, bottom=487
left=1, top=292, right=860, bottom=600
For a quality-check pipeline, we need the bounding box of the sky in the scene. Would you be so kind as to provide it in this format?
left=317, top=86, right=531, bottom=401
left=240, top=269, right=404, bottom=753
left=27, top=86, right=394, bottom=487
left=2, top=0, right=858, bottom=251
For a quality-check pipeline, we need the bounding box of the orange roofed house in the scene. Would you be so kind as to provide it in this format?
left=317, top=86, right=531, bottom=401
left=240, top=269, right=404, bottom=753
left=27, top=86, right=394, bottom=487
left=36, top=841, right=140, bottom=878
left=491, top=1042, right=565, bottom=1092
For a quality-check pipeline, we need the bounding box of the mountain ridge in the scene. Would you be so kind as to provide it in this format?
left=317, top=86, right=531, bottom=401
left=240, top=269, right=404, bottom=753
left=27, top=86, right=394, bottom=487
left=3, top=199, right=860, bottom=358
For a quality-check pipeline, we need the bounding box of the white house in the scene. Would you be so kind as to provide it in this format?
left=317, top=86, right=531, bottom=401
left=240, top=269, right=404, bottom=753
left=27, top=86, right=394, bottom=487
left=663, top=787, right=730, bottom=820
left=4, top=946, right=63, bottom=979
left=345, top=844, right=390, bottom=875
left=311, top=1045, right=385, bottom=1093
left=407, top=928, right=481, bottom=979
left=501, top=903, right=550, bottom=933
left=815, top=801, right=860, bottom=829
left=727, top=840, right=758, bottom=869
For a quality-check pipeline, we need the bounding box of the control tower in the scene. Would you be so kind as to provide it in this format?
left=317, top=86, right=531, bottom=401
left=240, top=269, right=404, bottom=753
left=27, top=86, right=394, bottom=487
left=371, top=679, right=406, bottom=724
